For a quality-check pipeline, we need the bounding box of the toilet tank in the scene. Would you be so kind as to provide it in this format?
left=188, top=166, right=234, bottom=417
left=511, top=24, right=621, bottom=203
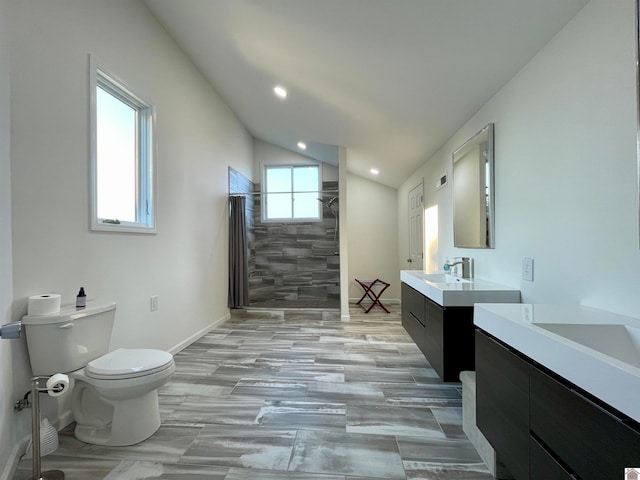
left=22, top=300, right=116, bottom=376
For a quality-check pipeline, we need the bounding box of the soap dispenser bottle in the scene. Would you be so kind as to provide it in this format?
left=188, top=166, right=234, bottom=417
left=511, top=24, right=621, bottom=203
left=443, top=258, right=451, bottom=273
left=76, top=287, right=86, bottom=308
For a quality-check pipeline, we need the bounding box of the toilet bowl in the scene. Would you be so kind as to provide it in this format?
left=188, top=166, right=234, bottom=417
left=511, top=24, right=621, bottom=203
left=21, top=301, right=175, bottom=447
left=70, top=348, right=175, bottom=446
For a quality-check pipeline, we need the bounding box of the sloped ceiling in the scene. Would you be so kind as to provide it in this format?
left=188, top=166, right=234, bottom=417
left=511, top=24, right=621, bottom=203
left=145, top=0, right=588, bottom=187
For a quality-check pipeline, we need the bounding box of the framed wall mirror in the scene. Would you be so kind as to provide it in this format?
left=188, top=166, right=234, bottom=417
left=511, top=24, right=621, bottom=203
left=453, top=123, right=495, bottom=249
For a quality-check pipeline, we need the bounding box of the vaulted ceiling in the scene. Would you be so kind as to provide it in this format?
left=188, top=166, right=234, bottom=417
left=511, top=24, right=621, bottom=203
left=144, top=0, right=588, bottom=188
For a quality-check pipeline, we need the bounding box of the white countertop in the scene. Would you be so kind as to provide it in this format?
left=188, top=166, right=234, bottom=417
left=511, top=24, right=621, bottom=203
left=400, top=270, right=520, bottom=307
left=474, top=303, right=640, bottom=423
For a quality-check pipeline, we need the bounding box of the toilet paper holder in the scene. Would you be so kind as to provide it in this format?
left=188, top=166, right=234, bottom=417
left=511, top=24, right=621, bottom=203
left=2, top=317, right=66, bottom=478
left=28, top=375, right=68, bottom=480
left=0, top=321, right=22, bottom=339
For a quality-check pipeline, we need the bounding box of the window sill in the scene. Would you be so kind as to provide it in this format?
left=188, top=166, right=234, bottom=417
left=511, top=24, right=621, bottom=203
left=91, top=221, right=156, bottom=234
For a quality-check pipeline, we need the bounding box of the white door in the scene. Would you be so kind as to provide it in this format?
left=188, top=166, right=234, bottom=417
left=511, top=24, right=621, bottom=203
left=408, top=182, right=424, bottom=268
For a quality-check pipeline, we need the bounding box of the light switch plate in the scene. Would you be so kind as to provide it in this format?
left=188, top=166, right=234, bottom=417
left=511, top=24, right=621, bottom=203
left=522, top=257, right=534, bottom=282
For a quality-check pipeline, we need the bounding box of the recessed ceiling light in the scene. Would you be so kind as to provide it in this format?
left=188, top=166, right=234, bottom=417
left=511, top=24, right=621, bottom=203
left=370, top=168, right=379, bottom=175
left=297, top=142, right=307, bottom=150
left=273, top=85, right=287, bottom=99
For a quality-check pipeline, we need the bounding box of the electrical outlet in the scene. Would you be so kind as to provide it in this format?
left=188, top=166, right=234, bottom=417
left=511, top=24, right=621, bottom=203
left=150, top=295, right=158, bottom=312
left=522, top=257, right=534, bottom=282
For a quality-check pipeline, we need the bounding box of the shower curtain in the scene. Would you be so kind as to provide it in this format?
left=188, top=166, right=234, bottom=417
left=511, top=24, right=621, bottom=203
left=228, top=195, right=249, bottom=308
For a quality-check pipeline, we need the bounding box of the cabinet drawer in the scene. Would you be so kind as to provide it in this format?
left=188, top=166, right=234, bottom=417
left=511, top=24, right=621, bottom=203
left=424, top=296, right=444, bottom=377
left=401, top=283, right=426, bottom=354
left=530, top=436, right=579, bottom=480
left=475, top=330, right=530, bottom=480
left=403, top=310, right=426, bottom=354
left=530, top=366, right=640, bottom=480
left=401, top=283, right=425, bottom=325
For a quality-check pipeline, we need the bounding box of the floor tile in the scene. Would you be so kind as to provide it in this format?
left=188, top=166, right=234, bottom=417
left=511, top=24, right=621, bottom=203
left=159, top=377, right=234, bottom=398
left=314, top=352, right=377, bottom=366
left=382, top=384, right=462, bottom=407
left=162, top=396, right=263, bottom=426
left=288, top=430, right=405, bottom=479
left=431, top=407, right=466, bottom=439
left=104, top=461, right=229, bottom=479
left=396, top=436, right=484, bottom=464
left=225, top=467, right=345, bottom=479
left=305, top=381, right=385, bottom=405
left=255, top=400, right=346, bottom=432
left=207, top=364, right=280, bottom=387
left=276, top=364, right=345, bottom=383
left=230, top=378, right=308, bottom=400
left=69, top=425, right=203, bottom=463
left=179, top=425, right=296, bottom=470
left=403, top=461, right=493, bottom=479
left=345, top=365, right=415, bottom=383
left=346, top=405, right=446, bottom=438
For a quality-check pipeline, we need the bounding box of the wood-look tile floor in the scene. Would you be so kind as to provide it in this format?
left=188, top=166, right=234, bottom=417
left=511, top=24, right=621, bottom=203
left=14, top=306, right=493, bottom=480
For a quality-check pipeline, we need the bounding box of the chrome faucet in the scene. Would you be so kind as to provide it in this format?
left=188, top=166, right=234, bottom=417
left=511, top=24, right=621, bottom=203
left=446, top=257, right=474, bottom=279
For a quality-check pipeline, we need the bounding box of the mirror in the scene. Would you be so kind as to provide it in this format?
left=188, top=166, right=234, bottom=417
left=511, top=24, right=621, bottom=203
left=453, top=123, right=495, bottom=248
left=637, top=0, right=640, bottom=248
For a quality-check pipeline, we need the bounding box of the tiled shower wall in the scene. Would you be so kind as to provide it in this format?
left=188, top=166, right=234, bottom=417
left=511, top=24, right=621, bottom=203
left=229, top=168, right=340, bottom=308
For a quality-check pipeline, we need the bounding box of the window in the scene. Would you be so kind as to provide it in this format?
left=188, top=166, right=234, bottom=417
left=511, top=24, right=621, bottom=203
left=90, top=58, right=156, bottom=233
left=263, top=165, right=321, bottom=221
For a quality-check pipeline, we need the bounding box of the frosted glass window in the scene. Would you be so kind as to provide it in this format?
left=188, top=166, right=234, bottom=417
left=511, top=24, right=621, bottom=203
left=90, top=58, right=156, bottom=233
left=263, top=165, right=320, bottom=221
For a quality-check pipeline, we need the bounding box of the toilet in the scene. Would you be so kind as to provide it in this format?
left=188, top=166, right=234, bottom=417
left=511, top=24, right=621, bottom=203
left=21, top=300, right=175, bottom=446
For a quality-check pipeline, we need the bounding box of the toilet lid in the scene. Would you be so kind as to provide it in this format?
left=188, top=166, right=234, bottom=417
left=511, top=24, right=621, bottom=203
left=86, top=348, right=174, bottom=380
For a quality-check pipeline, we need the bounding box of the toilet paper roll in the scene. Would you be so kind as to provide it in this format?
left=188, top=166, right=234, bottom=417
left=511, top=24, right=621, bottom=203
left=46, top=373, right=69, bottom=397
left=27, top=294, right=61, bottom=316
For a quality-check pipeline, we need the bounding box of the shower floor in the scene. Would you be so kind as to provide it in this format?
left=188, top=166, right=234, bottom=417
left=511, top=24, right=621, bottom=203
left=249, top=299, right=340, bottom=309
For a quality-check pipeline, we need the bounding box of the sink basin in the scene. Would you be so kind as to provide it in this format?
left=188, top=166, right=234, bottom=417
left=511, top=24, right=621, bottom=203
left=401, top=270, right=519, bottom=307
left=537, top=323, right=640, bottom=368
left=414, top=273, right=472, bottom=284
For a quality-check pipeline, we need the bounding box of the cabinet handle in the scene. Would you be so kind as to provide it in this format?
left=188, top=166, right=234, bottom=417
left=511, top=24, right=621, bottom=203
left=570, top=388, right=626, bottom=423
left=409, top=311, right=425, bottom=327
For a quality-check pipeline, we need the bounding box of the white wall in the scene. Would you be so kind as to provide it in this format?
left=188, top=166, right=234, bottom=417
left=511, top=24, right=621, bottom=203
left=0, top=0, right=20, bottom=476
left=6, top=0, right=253, bottom=463
left=398, top=0, right=640, bottom=318
left=253, top=138, right=338, bottom=183
left=347, top=173, right=400, bottom=301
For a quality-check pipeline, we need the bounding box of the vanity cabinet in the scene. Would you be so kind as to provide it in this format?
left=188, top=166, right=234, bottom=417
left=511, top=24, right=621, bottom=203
left=424, top=296, right=474, bottom=381
left=401, top=282, right=475, bottom=381
left=530, top=366, right=640, bottom=480
left=475, top=330, right=530, bottom=480
left=476, top=328, right=640, bottom=480
left=401, top=283, right=426, bottom=355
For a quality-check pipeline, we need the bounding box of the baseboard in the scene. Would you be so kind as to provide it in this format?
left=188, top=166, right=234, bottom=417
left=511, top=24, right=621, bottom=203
left=168, top=312, right=231, bottom=355
left=348, top=297, right=400, bottom=305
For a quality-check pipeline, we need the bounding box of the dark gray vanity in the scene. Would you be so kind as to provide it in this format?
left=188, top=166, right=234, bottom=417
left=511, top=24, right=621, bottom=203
left=400, top=270, right=519, bottom=382
left=475, top=304, right=640, bottom=480
left=401, top=282, right=475, bottom=381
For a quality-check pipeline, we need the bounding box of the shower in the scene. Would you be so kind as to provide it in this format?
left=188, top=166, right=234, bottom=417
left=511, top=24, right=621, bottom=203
left=318, top=196, right=339, bottom=250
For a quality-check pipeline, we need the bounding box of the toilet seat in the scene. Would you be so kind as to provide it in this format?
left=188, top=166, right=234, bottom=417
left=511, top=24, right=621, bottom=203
left=86, top=348, right=174, bottom=380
